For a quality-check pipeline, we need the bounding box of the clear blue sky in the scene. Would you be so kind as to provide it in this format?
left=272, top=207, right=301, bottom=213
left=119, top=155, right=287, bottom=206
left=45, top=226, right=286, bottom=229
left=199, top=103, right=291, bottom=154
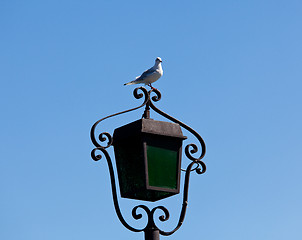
left=1, top=1, right=301, bottom=239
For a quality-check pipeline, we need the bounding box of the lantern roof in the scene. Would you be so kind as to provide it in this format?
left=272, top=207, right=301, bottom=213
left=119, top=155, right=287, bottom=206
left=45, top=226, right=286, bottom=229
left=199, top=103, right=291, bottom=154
left=113, top=118, right=187, bottom=143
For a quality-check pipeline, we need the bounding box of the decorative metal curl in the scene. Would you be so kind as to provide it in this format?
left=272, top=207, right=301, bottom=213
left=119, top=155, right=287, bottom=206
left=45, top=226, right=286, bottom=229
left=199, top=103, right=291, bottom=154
left=90, top=87, right=149, bottom=149
left=90, top=86, right=207, bottom=238
left=148, top=93, right=206, bottom=162
left=181, top=161, right=206, bottom=174
left=150, top=88, right=162, bottom=102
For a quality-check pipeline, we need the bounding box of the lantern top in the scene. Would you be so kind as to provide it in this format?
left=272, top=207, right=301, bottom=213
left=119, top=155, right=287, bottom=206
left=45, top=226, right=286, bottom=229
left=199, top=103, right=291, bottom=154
left=113, top=118, right=187, bottom=143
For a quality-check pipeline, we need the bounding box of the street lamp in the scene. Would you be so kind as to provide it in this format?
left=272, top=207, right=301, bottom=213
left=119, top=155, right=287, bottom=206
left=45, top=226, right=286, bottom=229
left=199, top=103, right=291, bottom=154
left=90, top=87, right=206, bottom=240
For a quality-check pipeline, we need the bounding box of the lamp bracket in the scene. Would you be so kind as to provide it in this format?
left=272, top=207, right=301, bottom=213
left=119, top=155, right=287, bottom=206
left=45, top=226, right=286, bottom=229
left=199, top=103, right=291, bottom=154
left=90, top=87, right=206, bottom=236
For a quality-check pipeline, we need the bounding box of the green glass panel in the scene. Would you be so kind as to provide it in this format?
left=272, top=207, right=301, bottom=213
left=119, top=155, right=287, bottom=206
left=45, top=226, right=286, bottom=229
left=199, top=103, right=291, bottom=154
left=147, top=145, right=178, bottom=189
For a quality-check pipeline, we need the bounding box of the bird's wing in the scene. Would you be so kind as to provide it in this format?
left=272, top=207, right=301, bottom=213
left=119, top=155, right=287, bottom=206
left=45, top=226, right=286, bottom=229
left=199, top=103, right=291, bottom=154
left=136, top=67, right=155, bottom=80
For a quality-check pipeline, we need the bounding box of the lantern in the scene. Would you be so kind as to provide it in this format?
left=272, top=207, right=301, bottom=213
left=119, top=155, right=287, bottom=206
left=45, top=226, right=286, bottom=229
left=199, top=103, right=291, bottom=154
left=113, top=118, right=187, bottom=202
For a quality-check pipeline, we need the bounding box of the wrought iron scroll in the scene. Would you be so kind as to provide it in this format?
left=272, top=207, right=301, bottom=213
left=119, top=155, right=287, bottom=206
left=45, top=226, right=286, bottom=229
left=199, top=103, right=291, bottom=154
left=90, top=87, right=206, bottom=236
left=90, top=87, right=149, bottom=149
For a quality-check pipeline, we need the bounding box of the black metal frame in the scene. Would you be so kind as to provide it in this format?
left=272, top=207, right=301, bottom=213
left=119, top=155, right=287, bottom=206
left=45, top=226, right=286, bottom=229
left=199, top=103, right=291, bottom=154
left=90, top=87, right=206, bottom=240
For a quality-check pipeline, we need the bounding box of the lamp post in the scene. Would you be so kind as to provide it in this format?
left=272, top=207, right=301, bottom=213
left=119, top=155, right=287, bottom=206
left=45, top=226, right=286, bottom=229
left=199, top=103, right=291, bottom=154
left=90, top=87, right=206, bottom=240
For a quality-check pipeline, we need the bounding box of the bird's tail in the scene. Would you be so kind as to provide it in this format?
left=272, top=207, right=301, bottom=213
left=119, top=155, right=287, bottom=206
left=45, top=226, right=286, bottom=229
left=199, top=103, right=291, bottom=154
left=124, top=81, right=136, bottom=86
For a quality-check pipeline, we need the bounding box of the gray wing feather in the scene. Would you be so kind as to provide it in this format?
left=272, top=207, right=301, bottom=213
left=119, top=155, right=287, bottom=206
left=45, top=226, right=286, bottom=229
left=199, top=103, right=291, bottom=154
left=135, top=68, right=154, bottom=81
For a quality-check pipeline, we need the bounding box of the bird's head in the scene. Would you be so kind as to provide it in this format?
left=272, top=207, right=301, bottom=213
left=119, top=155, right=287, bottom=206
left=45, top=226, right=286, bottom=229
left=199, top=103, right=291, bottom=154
left=155, top=57, right=162, bottom=63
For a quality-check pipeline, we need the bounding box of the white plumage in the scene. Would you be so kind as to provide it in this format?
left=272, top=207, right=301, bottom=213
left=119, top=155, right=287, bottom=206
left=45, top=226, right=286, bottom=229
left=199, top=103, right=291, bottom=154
left=124, top=57, right=163, bottom=88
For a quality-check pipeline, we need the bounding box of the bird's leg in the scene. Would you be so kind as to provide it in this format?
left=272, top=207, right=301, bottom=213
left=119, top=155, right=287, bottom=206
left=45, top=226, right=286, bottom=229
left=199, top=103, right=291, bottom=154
left=148, top=83, right=157, bottom=90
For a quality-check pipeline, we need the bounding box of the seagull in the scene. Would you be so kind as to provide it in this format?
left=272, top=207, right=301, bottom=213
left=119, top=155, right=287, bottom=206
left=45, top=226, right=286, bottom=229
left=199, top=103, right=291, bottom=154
left=124, top=57, right=163, bottom=89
